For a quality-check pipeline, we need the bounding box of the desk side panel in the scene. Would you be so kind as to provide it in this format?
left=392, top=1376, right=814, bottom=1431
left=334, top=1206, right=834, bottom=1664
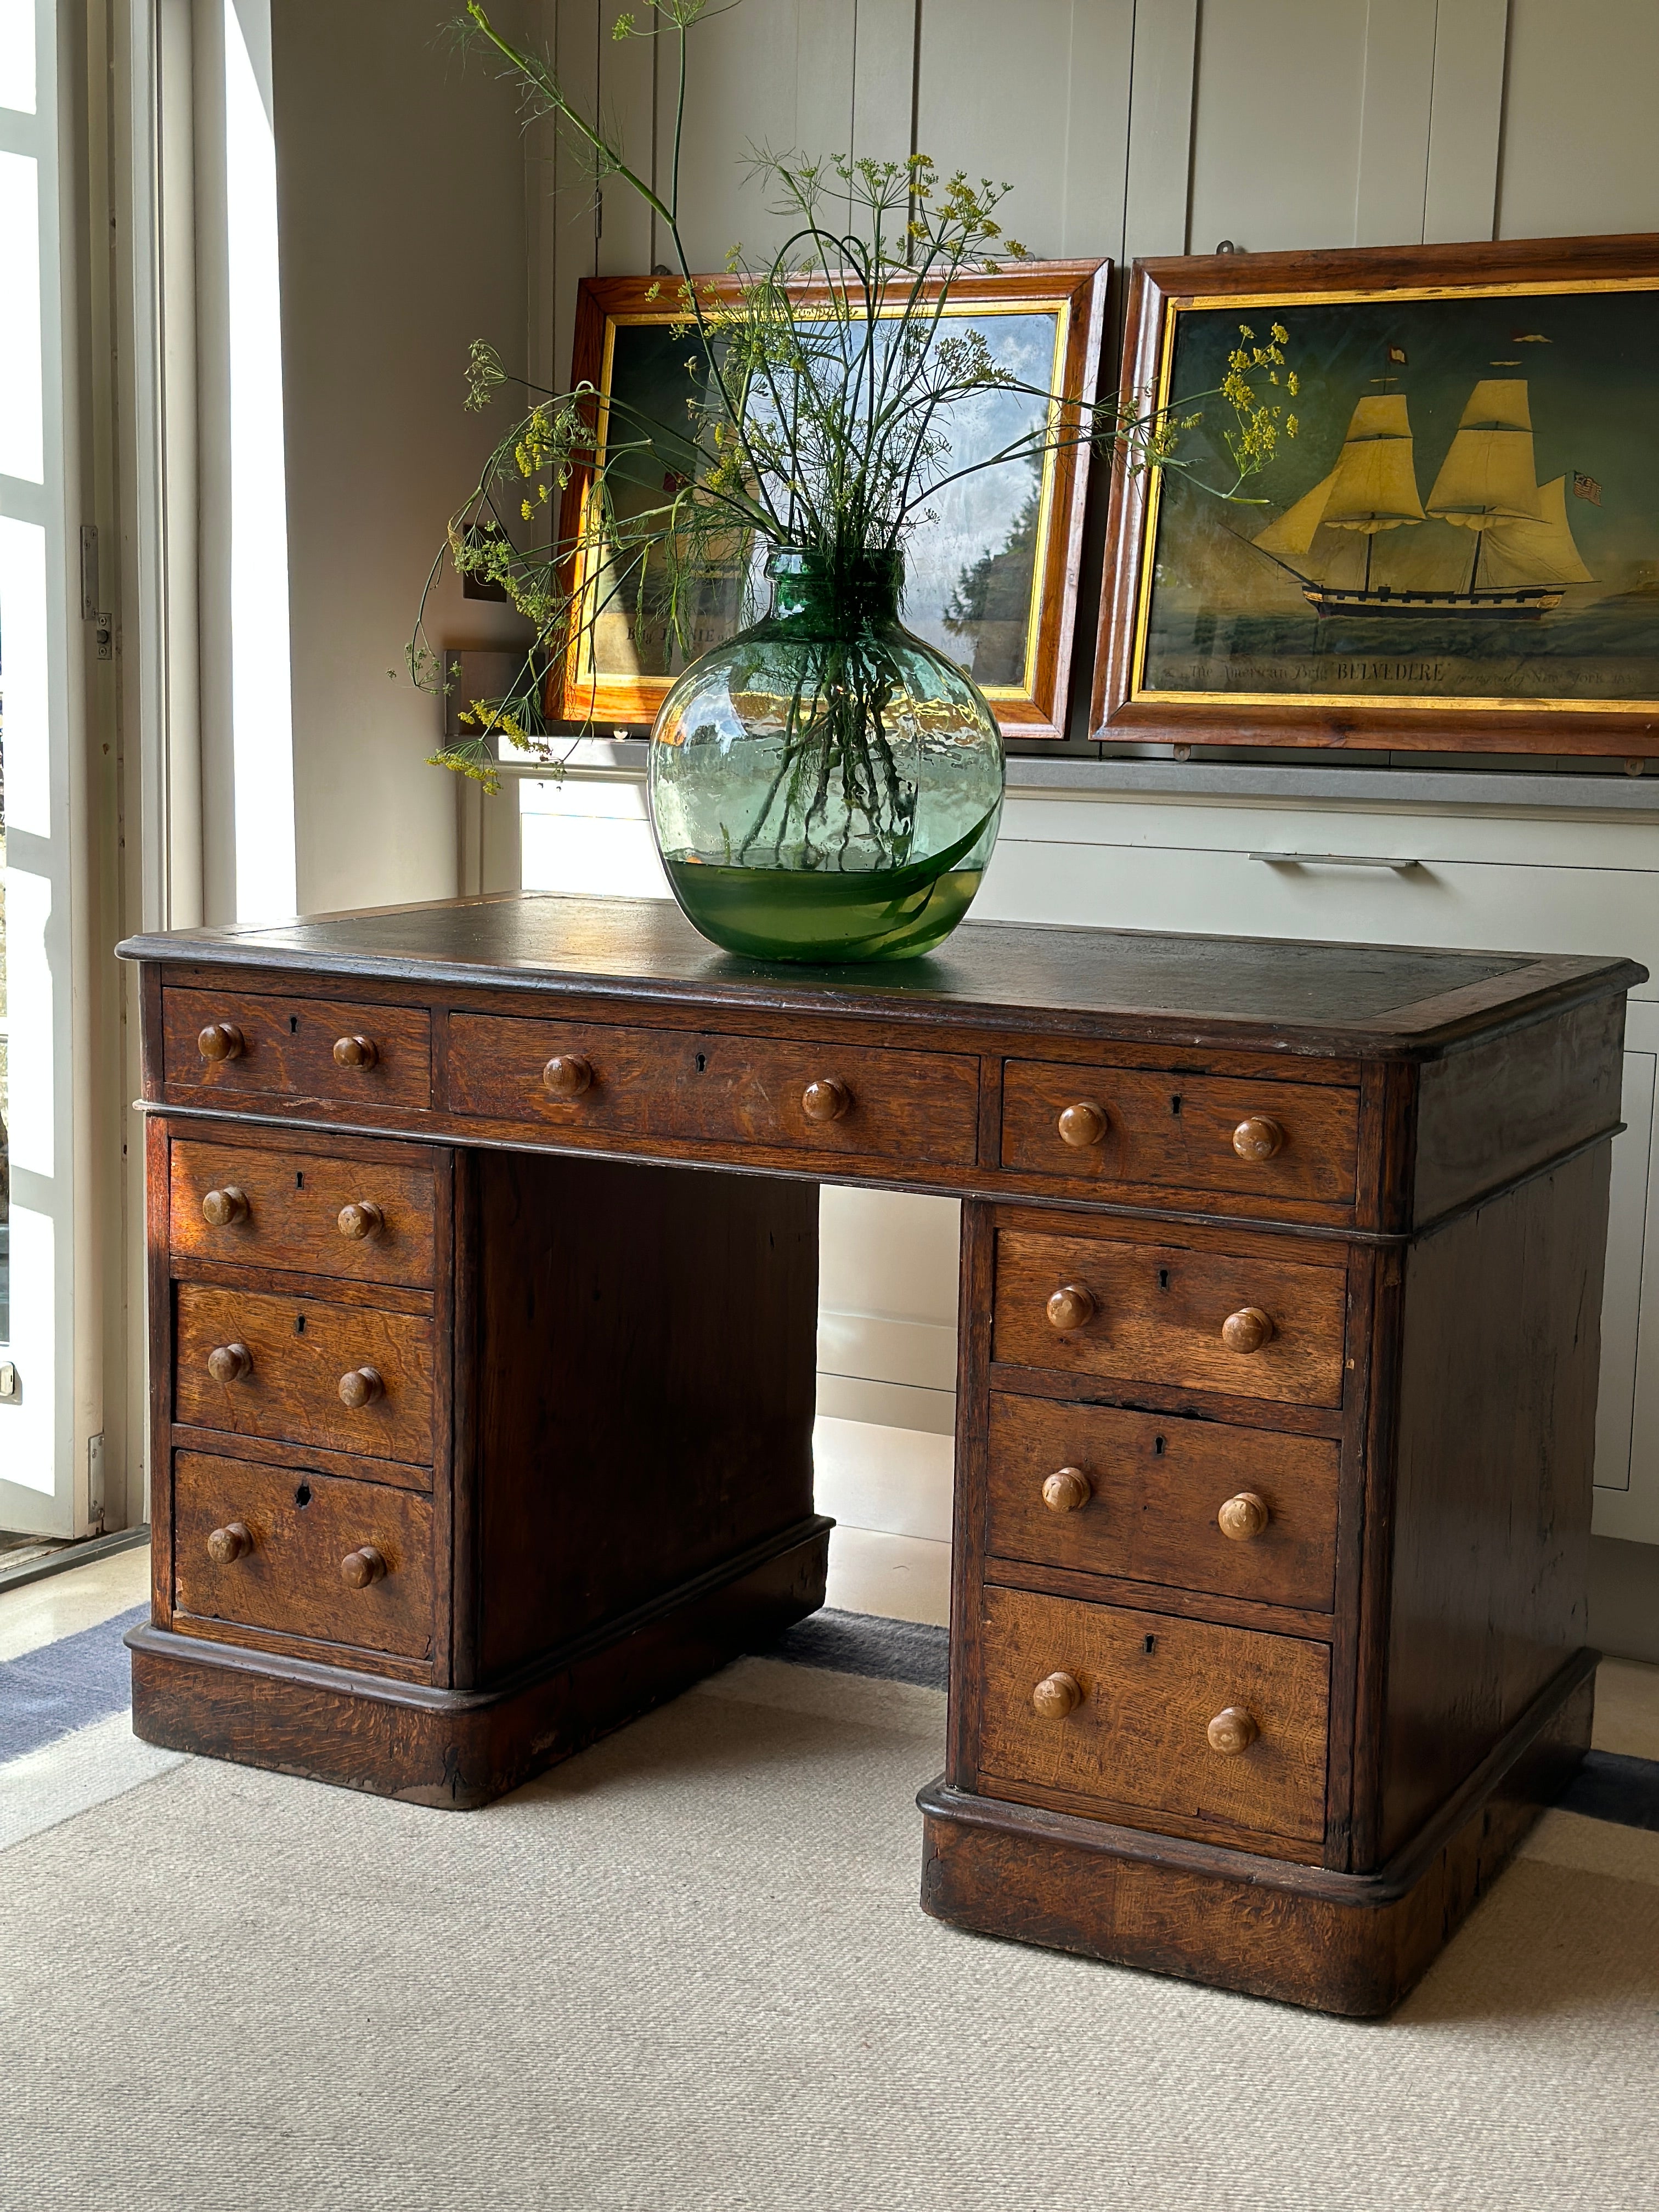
left=1376, top=1142, right=1607, bottom=1861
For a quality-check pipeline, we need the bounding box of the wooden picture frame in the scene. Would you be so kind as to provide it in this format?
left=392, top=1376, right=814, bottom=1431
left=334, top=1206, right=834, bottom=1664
left=553, top=261, right=1109, bottom=741
left=1093, top=233, right=1659, bottom=756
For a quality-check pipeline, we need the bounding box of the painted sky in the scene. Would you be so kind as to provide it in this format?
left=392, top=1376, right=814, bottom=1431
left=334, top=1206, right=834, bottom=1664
left=603, top=307, right=1057, bottom=679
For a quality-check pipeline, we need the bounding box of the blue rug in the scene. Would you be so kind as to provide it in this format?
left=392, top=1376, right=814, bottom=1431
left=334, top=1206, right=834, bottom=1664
left=0, top=1605, right=150, bottom=1761
left=763, top=1606, right=949, bottom=1690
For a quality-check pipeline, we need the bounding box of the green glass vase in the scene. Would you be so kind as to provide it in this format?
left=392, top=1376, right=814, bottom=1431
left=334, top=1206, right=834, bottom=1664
left=647, top=548, right=1005, bottom=962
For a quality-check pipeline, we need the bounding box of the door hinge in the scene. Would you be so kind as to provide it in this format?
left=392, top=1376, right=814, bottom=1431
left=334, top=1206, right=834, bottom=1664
left=80, top=524, right=112, bottom=658
left=88, top=1432, right=106, bottom=1532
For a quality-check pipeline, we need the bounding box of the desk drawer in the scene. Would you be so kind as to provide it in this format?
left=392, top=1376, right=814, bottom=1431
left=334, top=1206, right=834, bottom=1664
left=445, top=1012, right=979, bottom=1167
left=977, top=1584, right=1330, bottom=1845
left=172, top=1449, right=434, bottom=1664
left=162, top=987, right=431, bottom=1109
left=168, top=1137, right=436, bottom=1289
left=173, top=1285, right=435, bottom=1468
left=992, top=1228, right=1347, bottom=1406
left=1000, top=1061, right=1357, bottom=1207
left=985, top=1395, right=1339, bottom=1612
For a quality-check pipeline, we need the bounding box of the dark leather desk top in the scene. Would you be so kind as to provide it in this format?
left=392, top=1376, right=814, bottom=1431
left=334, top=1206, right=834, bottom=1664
left=117, top=890, right=1645, bottom=1062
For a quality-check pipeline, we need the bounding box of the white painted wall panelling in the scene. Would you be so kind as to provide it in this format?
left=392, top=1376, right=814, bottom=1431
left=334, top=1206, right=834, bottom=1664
left=261, top=1, right=534, bottom=921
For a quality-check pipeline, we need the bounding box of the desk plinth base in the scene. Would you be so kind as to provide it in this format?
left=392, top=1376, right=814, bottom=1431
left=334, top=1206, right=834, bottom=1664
left=919, top=1651, right=1595, bottom=2017
left=128, top=1517, right=831, bottom=1809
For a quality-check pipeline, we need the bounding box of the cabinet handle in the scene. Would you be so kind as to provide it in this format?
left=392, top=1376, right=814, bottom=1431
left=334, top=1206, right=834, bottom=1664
left=1045, top=1284, right=1096, bottom=1333
left=338, top=1365, right=385, bottom=1409
left=201, top=1185, right=250, bottom=1227
left=1056, top=1099, right=1108, bottom=1149
left=543, top=1053, right=594, bottom=1098
left=1207, top=1707, right=1259, bottom=1756
left=206, top=1521, right=252, bottom=1565
left=1041, top=1467, right=1092, bottom=1513
left=1232, top=1115, right=1284, bottom=1163
left=336, top=1200, right=385, bottom=1242
left=340, top=1544, right=387, bottom=1588
left=1217, top=1491, right=1270, bottom=1542
left=332, top=1034, right=379, bottom=1070
left=206, top=1341, right=253, bottom=1384
left=1221, top=1306, right=1275, bottom=1354
left=1032, top=1671, right=1082, bottom=1719
left=1248, top=851, right=1419, bottom=872
left=801, top=1077, right=851, bottom=1124
left=197, top=1021, right=244, bottom=1063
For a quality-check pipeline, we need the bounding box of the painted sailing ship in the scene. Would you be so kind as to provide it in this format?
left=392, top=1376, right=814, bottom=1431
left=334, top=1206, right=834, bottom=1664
left=1253, top=379, right=1593, bottom=619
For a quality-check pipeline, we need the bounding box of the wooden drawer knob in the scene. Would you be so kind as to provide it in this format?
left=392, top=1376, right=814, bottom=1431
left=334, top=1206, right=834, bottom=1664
left=201, top=1185, right=249, bottom=1227
left=337, top=1200, right=385, bottom=1242
left=1046, top=1283, right=1095, bottom=1333
left=1032, top=1671, right=1082, bottom=1719
left=1207, top=1706, right=1259, bottom=1756
left=332, top=1033, right=379, bottom=1070
left=543, top=1052, right=593, bottom=1098
left=206, top=1341, right=253, bottom=1384
left=197, top=1021, right=244, bottom=1063
left=1221, top=1306, right=1275, bottom=1354
left=1041, top=1466, right=1092, bottom=1513
left=802, top=1077, right=851, bottom=1124
left=338, top=1365, right=385, bottom=1409
left=1057, top=1099, right=1108, bottom=1149
left=1217, top=1491, right=1270, bottom=1542
left=1232, top=1114, right=1285, bottom=1162
left=206, top=1520, right=252, bottom=1565
left=340, top=1544, right=387, bottom=1588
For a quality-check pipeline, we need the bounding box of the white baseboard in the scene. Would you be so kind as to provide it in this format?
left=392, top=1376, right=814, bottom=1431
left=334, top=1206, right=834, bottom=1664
left=815, top=1373, right=956, bottom=1435
left=812, top=1415, right=954, bottom=1543
left=816, top=1308, right=957, bottom=1392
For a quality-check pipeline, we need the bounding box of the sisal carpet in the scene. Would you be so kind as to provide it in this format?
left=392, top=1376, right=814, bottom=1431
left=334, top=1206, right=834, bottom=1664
left=3, top=1645, right=1659, bottom=2210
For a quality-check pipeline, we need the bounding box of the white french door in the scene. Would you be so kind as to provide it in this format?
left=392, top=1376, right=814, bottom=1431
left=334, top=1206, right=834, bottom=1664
left=0, top=0, right=89, bottom=1533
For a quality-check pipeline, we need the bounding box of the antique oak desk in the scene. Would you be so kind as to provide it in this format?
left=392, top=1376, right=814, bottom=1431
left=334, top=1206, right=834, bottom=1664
left=118, top=894, right=1641, bottom=2016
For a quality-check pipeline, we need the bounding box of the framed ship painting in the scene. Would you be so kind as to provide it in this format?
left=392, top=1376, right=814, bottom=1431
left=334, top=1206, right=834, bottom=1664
left=554, top=262, right=1109, bottom=742
left=1094, top=234, right=1659, bottom=755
